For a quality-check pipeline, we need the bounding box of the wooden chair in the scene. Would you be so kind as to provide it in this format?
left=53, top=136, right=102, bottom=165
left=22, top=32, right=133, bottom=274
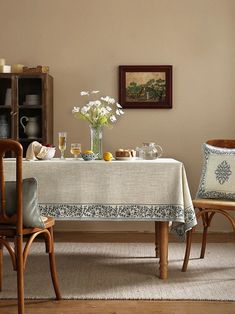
left=182, top=139, right=235, bottom=272
left=0, top=139, right=61, bottom=314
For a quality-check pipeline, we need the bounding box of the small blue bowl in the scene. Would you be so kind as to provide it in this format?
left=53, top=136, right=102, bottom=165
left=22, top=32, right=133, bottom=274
left=81, top=153, right=97, bottom=161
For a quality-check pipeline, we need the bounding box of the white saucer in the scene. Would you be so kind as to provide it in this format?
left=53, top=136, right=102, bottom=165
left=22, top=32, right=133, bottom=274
left=115, top=157, right=136, bottom=161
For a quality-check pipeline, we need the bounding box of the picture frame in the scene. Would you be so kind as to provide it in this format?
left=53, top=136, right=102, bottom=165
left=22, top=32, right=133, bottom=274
left=119, top=65, right=172, bottom=109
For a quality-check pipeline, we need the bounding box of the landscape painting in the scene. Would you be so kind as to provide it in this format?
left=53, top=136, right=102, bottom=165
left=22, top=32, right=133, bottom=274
left=119, top=65, right=172, bottom=109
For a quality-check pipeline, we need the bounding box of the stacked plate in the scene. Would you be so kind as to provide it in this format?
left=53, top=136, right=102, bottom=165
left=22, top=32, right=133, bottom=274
left=24, top=94, right=40, bottom=106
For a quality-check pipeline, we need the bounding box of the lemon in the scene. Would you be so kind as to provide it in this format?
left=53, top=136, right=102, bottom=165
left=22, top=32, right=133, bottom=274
left=84, top=150, right=93, bottom=154
left=103, top=152, right=113, bottom=161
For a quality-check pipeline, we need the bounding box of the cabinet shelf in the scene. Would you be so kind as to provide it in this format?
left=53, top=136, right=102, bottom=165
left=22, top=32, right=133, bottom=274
left=19, top=105, right=42, bottom=109
left=0, top=73, right=53, bottom=157
left=19, top=138, right=43, bottom=142
left=0, top=105, right=12, bottom=109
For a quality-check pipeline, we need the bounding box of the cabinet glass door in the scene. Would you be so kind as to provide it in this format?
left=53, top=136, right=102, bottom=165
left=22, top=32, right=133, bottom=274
left=0, top=77, right=12, bottom=139
left=18, top=77, right=43, bottom=155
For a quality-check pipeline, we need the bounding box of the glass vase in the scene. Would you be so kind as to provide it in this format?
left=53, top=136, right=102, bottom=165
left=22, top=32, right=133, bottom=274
left=90, top=125, right=103, bottom=159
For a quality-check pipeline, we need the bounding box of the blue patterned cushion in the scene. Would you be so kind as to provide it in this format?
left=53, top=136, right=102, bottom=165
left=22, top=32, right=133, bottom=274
left=197, top=144, right=235, bottom=200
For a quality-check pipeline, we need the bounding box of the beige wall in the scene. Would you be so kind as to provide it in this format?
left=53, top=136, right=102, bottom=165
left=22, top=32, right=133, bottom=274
left=1, top=0, right=235, bottom=232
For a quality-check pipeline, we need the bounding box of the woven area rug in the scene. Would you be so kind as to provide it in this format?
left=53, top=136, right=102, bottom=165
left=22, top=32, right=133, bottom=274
left=0, top=242, right=235, bottom=300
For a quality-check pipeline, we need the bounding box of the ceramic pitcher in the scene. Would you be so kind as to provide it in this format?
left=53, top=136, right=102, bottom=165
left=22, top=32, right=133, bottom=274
left=20, top=116, right=40, bottom=138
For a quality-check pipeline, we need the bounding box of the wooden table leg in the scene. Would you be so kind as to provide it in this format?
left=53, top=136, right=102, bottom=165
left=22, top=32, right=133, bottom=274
left=155, top=222, right=159, bottom=258
left=158, top=221, right=168, bottom=280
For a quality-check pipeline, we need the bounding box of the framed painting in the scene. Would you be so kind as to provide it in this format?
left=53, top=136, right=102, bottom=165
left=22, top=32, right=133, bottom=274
left=119, top=65, right=172, bottom=109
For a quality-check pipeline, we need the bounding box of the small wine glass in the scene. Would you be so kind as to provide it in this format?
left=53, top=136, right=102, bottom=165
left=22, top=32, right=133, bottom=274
left=70, top=143, right=81, bottom=159
left=58, top=132, right=67, bottom=159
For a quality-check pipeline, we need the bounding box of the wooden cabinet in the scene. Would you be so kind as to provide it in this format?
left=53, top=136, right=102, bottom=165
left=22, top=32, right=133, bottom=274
left=0, top=73, right=53, bottom=156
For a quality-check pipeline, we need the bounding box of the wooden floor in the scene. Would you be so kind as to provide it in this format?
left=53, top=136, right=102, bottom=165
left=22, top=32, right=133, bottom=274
left=53, top=230, right=235, bottom=243
left=0, top=232, right=235, bottom=314
left=0, top=300, right=235, bottom=314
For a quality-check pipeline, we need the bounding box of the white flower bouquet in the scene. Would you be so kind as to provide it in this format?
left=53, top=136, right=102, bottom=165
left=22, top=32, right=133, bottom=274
left=72, top=90, right=124, bottom=128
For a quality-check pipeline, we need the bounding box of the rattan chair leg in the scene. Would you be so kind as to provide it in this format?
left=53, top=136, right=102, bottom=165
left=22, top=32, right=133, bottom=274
left=48, top=227, right=61, bottom=300
left=200, top=225, right=208, bottom=259
left=16, top=235, right=24, bottom=314
left=182, top=229, right=193, bottom=272
left=199, top=211, right=209, bottom=259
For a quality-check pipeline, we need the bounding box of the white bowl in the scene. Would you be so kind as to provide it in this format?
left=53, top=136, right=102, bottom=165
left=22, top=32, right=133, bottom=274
left=37, top=146, right=56, bottom=160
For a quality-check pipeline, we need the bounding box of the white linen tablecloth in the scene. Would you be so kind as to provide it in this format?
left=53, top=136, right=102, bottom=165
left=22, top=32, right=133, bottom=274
left=4, top=158, right=197, bottom=238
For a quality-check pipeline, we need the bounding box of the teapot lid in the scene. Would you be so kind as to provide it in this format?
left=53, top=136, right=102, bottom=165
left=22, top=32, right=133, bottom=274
left=143, top=142, right=156, bottom=146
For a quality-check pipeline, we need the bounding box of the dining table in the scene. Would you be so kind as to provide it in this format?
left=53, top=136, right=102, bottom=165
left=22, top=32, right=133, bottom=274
left=4, top=157, right=197, bottom=279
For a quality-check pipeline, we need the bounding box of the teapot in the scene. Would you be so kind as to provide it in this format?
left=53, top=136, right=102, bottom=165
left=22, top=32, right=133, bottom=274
left=136, top=142, right=163, bottom=160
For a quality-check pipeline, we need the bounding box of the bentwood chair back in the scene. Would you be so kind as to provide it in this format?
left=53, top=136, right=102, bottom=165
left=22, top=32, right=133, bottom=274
left=0, top=139, right=61, bottom=314
left=182, top=139, right=235, bottom=271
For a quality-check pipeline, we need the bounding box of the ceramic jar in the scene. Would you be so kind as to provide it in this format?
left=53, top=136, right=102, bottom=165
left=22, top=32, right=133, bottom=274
left=0, top=115, right=10, bottom=138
